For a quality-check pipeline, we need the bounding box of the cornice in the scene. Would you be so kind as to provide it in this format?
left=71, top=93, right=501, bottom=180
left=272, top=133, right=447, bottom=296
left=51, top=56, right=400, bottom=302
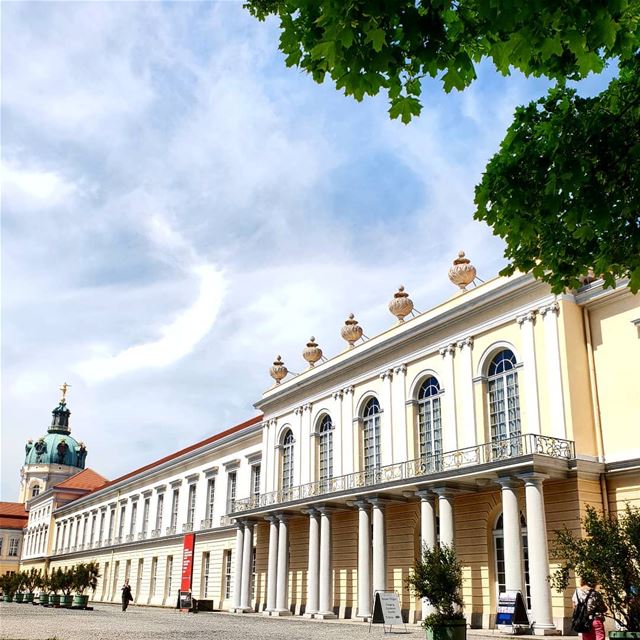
left=255, top=274, right=552, bottom=414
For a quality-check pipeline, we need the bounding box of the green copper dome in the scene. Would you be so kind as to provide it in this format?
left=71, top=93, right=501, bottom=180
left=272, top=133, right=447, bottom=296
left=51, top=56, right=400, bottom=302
left=24, top=400, right=87, bottom=468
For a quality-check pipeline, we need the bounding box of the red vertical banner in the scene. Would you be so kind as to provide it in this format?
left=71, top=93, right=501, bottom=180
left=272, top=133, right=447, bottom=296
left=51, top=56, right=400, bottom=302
left=181, top=533, right=195, bottom=592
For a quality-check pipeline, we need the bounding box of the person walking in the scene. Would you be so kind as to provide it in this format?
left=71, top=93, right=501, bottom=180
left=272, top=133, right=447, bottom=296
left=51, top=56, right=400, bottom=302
left=572, top=577, right=606, bottom=640
left=121, top=578, right=133, bottom=612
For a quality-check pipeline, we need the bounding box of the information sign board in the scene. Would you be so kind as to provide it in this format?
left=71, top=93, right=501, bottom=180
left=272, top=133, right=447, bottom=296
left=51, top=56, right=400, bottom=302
left=370, top=591, right=407, bottom=633
left=496, top=590, right=529, bottom=628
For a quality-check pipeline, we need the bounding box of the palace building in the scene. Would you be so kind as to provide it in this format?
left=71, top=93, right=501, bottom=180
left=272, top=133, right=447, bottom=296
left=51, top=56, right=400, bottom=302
left=12, top=256, right=640, bottom=634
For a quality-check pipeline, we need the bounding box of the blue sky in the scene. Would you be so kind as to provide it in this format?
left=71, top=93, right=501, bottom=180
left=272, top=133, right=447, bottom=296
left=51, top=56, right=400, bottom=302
left=1, top=2, right=613, bottom=500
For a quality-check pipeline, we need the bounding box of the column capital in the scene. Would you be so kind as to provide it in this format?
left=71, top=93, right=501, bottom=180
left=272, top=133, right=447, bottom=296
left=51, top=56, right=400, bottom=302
left=496, top=477, right=521, bottom=489
left=264, top=514, right=279, bottom=524
left=303, top=403, right=313, bottom=412
left=268, top=418, right=277, bottom=428
left=342, top=385, right=355, bottom=396
left=332, top=390, right=343, bottom=401
left=301, top=507, right=319, bottom=516
left=539, top=301, right=560, bottom=317
left=394, top=364, right=408, bottom=376
left=439, top=343, right=456, bottom=357
left=456, top=336, right=474, bottom=350
left=353, top=499, right=370, bottom=510
left=379, top=368, right=393, bottom=381
left=276, top=513, right=291, bottom=523
left=415, top=489, right=436, bottom=502
left=432, top=486, right=456, bottom=497
left=518, top=472, right=549, bottom=487
left=294, top=406, right=304, bottom=416
left=516, top=310, right=537, bottom=325
left=367, top=497, right=386, bottom=507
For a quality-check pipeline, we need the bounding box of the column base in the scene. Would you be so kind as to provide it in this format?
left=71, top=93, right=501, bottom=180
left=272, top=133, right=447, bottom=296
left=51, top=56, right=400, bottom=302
left=270, top=609, right=292, bottom=616
left=315, top=611, right=337, bottom=619
left=262, top=610, right=273, bottom=616
left=303, top=612, right=316, bottom=618
left=532, top=626, right=561, bottom=635
left=355, top=614, right=371, bottom=622
left=232, top=607, right=252, bottom=613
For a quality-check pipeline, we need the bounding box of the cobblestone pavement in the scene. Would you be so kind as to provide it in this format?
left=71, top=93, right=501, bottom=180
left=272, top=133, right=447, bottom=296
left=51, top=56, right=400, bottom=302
left=1, top=602, right=427, bottom=640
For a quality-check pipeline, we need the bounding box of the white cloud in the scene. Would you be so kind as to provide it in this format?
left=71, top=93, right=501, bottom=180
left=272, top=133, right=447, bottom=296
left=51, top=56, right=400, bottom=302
left=75, top=264, right=225, bottom=382
left=2, top=161, right=78, bottom=209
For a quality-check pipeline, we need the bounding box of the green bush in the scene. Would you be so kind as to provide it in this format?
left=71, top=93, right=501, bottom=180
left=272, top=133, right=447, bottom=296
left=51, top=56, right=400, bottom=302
left=406, top=544, right=465, bottom=628
left=551, top=504, right=640, bottom=632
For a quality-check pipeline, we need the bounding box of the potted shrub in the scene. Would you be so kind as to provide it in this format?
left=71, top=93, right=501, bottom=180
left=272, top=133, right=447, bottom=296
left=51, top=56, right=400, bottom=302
left=14, top=572, right=25, bottom=603
left=72, top=562, right=100, bottom=608
left=59, top=567, right=74, bottom=607
left=407, top=544, right=466, bottom=640
left=1, top=573, right=19, bottom=602
left=551, top=504, right=640, bottom=638
left=22, top=568, right=39, bottom=603
left=38, top=571, right=50, bottom=605
left=49, top=568, right=63, bottom=606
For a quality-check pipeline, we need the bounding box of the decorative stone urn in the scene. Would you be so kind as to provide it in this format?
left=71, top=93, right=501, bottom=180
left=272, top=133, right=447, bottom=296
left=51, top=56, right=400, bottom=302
left=388, top=285, right=414, bottom=323
left=341, top=313, right=363, bottom=348
left=302, top=336, right=323, bottom=367
left=269, top=355, right=288, bottom=384
left=448, top=251, right=476, bottom=291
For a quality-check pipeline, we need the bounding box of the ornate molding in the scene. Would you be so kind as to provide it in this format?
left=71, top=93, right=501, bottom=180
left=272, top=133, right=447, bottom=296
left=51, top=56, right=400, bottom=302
left=439, top=343, right=456, bottom=357
left=332, top=390, right=343, bottom=401
left=539, top=301, right=560, bottom=317
left=294, top=406, right=304, bottom=416
left=303, top=403, right=313, bottom=413
left=379, top=368, right=394, bottom=382
left=456, top=336, right=474, bottom=350
left=394, top=364, right=408, bottom=375
left=516, top=310, right=537, bottom=325
left=342, top=385, right=355, bottom=396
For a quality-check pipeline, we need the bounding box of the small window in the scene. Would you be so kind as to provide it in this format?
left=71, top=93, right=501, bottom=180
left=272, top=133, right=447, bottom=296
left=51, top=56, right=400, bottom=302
left=205, top=479, right=216, bottom=524
left=202, top=552, right=211, bottom=598
left=31, top=485, right=40, bottom=497
left=251, top=465, right=261, bottom=498
left=223, top=549, right=233, bottom=599
left=226, top=472, right=237, bottom=513
left=187, top=485, right=197, bottom=525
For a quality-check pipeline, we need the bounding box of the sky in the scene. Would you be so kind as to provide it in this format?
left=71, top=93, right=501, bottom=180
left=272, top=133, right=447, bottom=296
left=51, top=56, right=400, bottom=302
left=0, top=2, right=612, bottom=500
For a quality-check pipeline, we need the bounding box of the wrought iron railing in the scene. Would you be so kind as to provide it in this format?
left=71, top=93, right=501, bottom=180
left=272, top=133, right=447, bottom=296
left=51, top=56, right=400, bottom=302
left=231, top=434, right=574, bottom=515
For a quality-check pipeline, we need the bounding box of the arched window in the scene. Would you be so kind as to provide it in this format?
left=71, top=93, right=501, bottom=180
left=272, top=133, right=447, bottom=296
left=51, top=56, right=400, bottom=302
left=488, top=349, right=521, bottom=446
left=318, top=415, right=333, bottom=482
left=493, top=513, right=531, bottom=609
left=280, top=429, right=295, bottom=492
left=417, top=377, right=442, bottom=467
left=362, top=398, right=381, bottom=481
left=31, top=484, right=40, bottom=498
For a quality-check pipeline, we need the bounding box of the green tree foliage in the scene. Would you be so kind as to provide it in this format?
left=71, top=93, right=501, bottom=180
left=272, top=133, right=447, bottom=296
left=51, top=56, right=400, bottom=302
left=550, top=504, right=640, bottom=631
left=406, top=543, right=465, bottom=627
left=476, top=55, right=640, bottom=293
left=245, top=0, right=640, bottom=292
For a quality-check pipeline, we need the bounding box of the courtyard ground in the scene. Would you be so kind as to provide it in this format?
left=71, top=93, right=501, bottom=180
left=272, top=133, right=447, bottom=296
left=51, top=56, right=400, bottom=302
left=0, top=602, right=519, bottom=640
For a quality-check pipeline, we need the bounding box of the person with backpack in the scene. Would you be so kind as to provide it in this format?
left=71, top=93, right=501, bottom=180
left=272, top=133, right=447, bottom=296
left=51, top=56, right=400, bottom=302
left=572, top=577, right=606, bottom=640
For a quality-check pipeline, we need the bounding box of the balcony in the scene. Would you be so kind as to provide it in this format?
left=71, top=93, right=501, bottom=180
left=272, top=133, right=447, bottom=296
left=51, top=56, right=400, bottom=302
left=182, top=522, right=194, bottom=533
left=165, top=526, right=176, bottom=536
left=231, top=434, right=575, bottom=515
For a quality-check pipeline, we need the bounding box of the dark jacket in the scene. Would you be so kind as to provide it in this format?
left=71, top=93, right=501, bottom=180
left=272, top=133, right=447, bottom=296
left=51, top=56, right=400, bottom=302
left=121, top=585, right=133, bottom=602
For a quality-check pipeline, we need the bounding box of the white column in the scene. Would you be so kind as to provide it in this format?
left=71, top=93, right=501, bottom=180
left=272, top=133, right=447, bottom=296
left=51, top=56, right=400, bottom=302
left=355, top=501, right=371, bottom=620
left=305, top=404, right=315, bottom=485
left=371, top=499, right=386, bottom=593
left=259, top=422, right=270, bottom=495
left=540, top=302, right=566, bottom=439
left=317, top=508, right=336, bottom=618
left=342, top=386, right=355, bottom=474
left=332, top=391, right=344, bottom=476
left=517, top=312, right=541, bottom=435
left=456, top=337, right=477, bottom=447
left=304, top=509, right=320, bottom=617
left=233, top=523, right=244, bottom=611
left=497, top=479, right=524, bottom=593
left=275, top=515, right=291, bottom=615
left=379, top=370, right=394, bottom=465
left=240, top=522, right=253, bottom=611
left=264, top=516, right=279, bottom=614
left=521, top=473, right=556, bottom=634
left=393, top=365, right=409, bottom=461
left=439, top=344, right=458, bottom=451
left=296, top=407, right=307, bottom=485
left=435, top=490, right=455, bottom=547
left=417, top=490, right=437, bottom=620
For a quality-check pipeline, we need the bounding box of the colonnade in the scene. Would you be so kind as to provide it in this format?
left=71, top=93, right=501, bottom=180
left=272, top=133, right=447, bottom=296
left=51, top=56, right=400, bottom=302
left=232, top=474, right=556, bottom=634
